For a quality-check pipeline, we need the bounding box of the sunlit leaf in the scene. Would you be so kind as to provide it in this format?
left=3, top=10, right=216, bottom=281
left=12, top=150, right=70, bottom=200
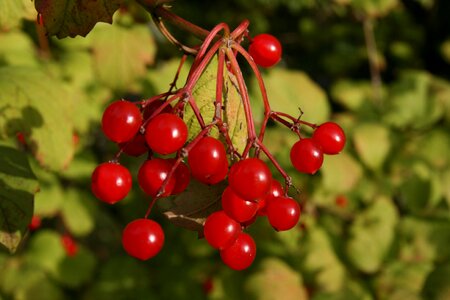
left=0, top=0, right=35, bottom=31
left=353, top=123, right=391, bottom=170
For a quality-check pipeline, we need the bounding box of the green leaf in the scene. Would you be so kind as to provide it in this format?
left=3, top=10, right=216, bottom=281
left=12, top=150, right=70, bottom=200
left=346, top=196, right=398, bottom=273
left=145, top=58, right=191, bottom=95
left=331, top=80, right=374, bottom=112
left=0, top=67, right=75, bottom=171
left=35, top=0, right=123, bottom=38
left=61, top=189, right=95, bottom=237
left=416, top=129, right=450, bottom=170
left=353, top=123, right=391, bottom=170
left=321, top=152, right=364, bottom=194
left=183, top=56, right=248, bottom=153
left=251, top=68, right=330, bottom=125
left=0, top=0, right=35, bottom=31
left=312, top=280, right=373, bottom=300
left=88, top=20, right=156, bottom=91
left=0, top=145, right=38, bottom=253
left=0, top=31, right=38, bottom=67
left=351, top=0, right=399, bottom=17
left=422, top=262, right=450, bottom=300
left=245, top=258, right=308, bottom=300
left=25, top=230, right=66, bottom=274
left=56, top=247, right=96, bottom=288
left=162, top=179, right=226, bottom=234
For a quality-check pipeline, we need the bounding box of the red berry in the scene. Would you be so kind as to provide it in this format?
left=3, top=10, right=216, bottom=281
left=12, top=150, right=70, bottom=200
left=102, top=100, right=142, bottom=143
left=266, top=196, right=300, bottom=231
left=228, top=158, right=272, bottom=201
left=61, top=234, right=78, bottom=257
left=145, top=113, right=188, bottom=155
left=28, top=215, right=41, bottom=231
left=258, top=179, right=284, bottom=216
left=188, top=137, right=229, bottom=184
left=290, top=138, right=324, bottom=174
left=138, top=158, right=176, bottom=197
left=203, top=211, right=241, bottom=250
left=142, top=99, right=173, bottom=120
left=221, top=187, right=258, bottom=223
left=169, top=159, right=191, bottom=195
left=220, top=232, right=256, bottom=270
left=335, top=195, right=348, bottom=208
left=91, top=162, right=132, bottom=204
left=122, top=219, right=164, bottom=260
left=202, top=277, right=214, bottom=295
left=119, top=133, right=149, bottom=157
left=248, top=34, right=282, bottom=68
left=312, top=122, right=346, bottom=155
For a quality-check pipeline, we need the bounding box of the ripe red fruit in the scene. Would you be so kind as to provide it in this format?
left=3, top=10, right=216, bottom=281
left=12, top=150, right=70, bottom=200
left=102, top=100, right=142, bottom=143
left=248, top=34, right=282, bottom=68
left=290, top=138, right=324, bottom=174
left=145, top=113, right=188, bottom=155
left=119, top=133, right=149, bottom=157
left=258, top=179, right=284, bottom=216
left=169, top=159, right=191, bottom=195
left=312, top=122, right=346, bottom=155
left=221, top=187, right=258, bottom=223
left=142, top=99, right=173, bottom=120
left=220, top=232, right=256, bottom=270
left=138, top=158, right=176, bottom=197
left=188, top=136, right=229, bottom=184
left=228, top=158, right=272, bottom=201
left=28, top=215, right=41, bottom=231
left=203, top=210, right=241, bottom=250
left=91, top=162, right=132, bottom=204
left=266, top=196, right=301, bottom=231
left=61, top=234, right=78, bottom=257
left=122, top=219, right=164, bottom=260
left=335, top=195, right=348, bottom=208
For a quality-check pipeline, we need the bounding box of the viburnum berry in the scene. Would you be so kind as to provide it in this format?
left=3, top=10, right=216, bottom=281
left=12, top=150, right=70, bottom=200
left=145, top=113, right=188, bottom=155
left=28, top=215, right=42, bottom=231
left=91, top=162, right=132, bottom=204
left=312, top=122, right=346, bottom=155
left=188, top=136, right=229, bottom=185
left=266, top=196, right=301, bottom=231
left=203, top=210, right=241, bottom=250
left=119, top=133, right=149, bottom=157
left=169, top=159, right=191, bottom=195
left=122, top=219, right=164, bottom=260
left=221, top=187, right=258, bottom=223
left=220, top=232, right=256, bottom=270
left=290, top=138, right=324, bottom=174
left=102, top=100, right=142, bottom=143
left=142, top=99, right=173, bottom=120
left=248, top=33, right=282, bottom=68
left=138, top=158, right=176, bottom=197
left=257, top=179, right=284, bottom=216
left=61, top=234, right=78, bottom=257
left=228, top=158, right=272, bottom=201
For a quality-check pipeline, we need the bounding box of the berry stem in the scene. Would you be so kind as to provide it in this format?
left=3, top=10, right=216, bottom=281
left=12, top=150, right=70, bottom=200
left=256, top=139, right=292, bottom=190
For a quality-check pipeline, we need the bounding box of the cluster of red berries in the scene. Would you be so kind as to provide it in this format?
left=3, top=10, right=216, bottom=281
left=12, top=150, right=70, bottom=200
left=89, top=30, right=346, bottom=270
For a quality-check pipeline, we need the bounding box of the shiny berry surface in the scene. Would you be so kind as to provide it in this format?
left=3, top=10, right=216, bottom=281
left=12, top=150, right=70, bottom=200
left=119, top=133, right=149, bottom=157
left=248, top=34, right=282, bottom=68
left=122, top=219, right=164, bottom=260
left=142, top=99, right=173, bottom=120
left=266, top=196, right=301, bottom=231
left=138, top=158, right=176, bottom=197
left=170, top=160, right=191, bottom=195
left=220, top=232, right=256, bottom=271
left=203, top=210, right=241, bottom=250
left=188, top=136, right=228, bottom=184
left=91, top=162, right=132, bottom=204
left=312, top=122, right=346, bottom=155
left=228, top=158, right=272, bottom=201
left=145, top=113, right=188, bottom=155
left=290, top=138, right=324, bottom=174
left=102, top=100, right=142, bottom=143
left=258, top=179, right=284, bottom=216
left=221, top=187, right=258, bottom=223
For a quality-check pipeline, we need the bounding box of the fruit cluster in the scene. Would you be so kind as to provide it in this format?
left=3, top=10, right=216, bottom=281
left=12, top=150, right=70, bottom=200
left=90, top=21, right=345, bottom=270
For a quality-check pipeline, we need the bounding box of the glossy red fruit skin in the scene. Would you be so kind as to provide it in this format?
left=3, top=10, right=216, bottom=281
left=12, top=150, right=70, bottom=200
left=228, top=158, right=272, bottom=201
left=220, top=232, right=256, bottom=271
left=138, top=158, right=176, bottom=197
left=142, top=99, right=173, bottom=120
left=188, top=137, right=229, bottom=184
left=258, top=179, right=284, bottom=216
left=61, top=234, right=78, bottom=257
left=28, top=215, right=41, bottom=231
left=266, top=196, right=301, bottom=231
left=91, top=162, right=132, bottom=204
left=203, top=211, right=241, bottom=250
left=102, top=100, right=142, bottom=143
left=312, top=122, right=346, bottom=155
left=145, top=113, right=188, bottom=155
left=119, top=133, right=149, bottom=157
left=122, top=219, right=164, bottom=260
left=169, top=159, right=191, bottom=195
left=248, top=34, right=282, bottom=68
left=290, top=138, right=324, bottom=174
left=221, top=187, right=258, bottom=223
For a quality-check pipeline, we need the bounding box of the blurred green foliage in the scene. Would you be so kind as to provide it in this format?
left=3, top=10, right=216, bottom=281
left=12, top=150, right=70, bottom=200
left=1, top=0, right=450, bottom=299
